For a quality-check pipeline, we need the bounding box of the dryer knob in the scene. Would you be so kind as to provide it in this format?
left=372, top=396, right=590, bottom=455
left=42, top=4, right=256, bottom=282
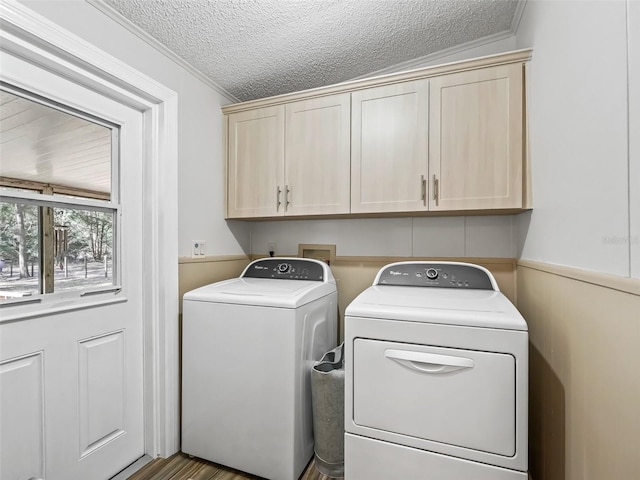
left=425, top=268, right=439, bottom=280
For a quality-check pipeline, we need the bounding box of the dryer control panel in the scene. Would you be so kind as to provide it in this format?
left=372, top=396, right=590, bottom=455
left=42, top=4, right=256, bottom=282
left=375, top=262, right=496, bottom=290
left=242, top=258, right=325, bottom=281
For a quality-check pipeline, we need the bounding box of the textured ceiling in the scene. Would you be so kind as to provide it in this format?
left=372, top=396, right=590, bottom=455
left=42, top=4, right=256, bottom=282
left=102, top=0, right=521, bottom=102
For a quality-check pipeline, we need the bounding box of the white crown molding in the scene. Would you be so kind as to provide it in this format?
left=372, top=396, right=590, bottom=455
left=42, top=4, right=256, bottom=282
left=511, top=0, right=528, bottom=34
left=348, top=29, right=516, bottom=81
left=86, top=0, right=240, bottom=103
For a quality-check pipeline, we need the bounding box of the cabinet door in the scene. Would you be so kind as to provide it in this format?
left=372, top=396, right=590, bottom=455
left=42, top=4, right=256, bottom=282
left=285, top=94, right=351, bottom=215
left=227, top=106, right=285, bottom=218
left=429, top=64, right=523, bottom=210
left=351, top=80, right=429, bottom=213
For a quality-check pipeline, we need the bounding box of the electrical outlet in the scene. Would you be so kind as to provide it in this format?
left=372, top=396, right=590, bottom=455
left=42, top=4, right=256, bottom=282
left=192, top=240, right=205, bottom=258
left=268, top=243, right=277, bottom=257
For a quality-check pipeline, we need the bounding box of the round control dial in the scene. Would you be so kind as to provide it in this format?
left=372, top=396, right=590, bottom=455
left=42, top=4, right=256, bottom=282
left=425, top=268, right=439, bottom=280
left=277, top=263, right=291, bottom=273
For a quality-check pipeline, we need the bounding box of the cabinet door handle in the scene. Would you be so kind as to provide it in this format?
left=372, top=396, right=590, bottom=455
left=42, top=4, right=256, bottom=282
left=433, top=174, right=439, bottom=206
left=285, top=185, right=291, bottom=210
left=276, top=185, right=282, bottom=211
left=420, top=175, right=427, bottom=206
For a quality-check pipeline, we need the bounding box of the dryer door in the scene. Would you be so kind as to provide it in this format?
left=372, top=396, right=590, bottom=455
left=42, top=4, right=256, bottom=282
left=353, top=339, right=516, bottom=456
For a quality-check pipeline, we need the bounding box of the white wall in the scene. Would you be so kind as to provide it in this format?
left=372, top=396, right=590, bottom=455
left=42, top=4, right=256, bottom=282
left=630, top=0, right=640, bottom=278
left=515, top=0, right=637, bottom=278
left=20, top=0, right=251, bottom=258
left=251, top=215, right=517, bottom=258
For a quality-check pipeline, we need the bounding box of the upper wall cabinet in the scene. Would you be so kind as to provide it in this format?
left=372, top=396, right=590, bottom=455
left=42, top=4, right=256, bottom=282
left=285, top=94, right=351, bottom=216
left=429, top=63, right=524, bottom=211
left=227, top=106, right=285, bottom=218
left=351, top=80, right=429, bottom=213
left=227, top=95, right=350, bottom=218
left=223, top=49, right=532, bottom=220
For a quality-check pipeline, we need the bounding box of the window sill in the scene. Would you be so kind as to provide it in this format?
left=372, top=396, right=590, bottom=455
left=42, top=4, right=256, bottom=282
left=0, top=288, right=126, bottom=323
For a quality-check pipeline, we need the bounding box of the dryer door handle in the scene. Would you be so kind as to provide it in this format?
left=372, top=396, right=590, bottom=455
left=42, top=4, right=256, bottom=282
left=384, top=349, right=474, bottom=374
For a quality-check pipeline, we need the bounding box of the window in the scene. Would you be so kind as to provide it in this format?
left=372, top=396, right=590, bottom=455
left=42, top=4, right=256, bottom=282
left=0, top=86, right=119, bottom=302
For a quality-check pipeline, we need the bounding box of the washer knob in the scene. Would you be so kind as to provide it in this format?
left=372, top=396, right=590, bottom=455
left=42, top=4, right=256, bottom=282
left=277, top=263, right=290, bottom=273
left=425, top=268, right=439, bottom=280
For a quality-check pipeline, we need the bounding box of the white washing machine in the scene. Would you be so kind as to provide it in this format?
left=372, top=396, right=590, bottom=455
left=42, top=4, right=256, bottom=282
left=344, top=261, right=528, bottom=479
left=182, top=257, right=337, bottom=480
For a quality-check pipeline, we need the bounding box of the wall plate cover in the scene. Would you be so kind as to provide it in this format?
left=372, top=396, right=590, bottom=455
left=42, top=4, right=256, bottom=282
left=192, top=240, right=206, bottom=258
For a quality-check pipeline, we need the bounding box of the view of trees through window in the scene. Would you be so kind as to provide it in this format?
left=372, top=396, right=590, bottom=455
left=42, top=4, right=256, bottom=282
left=0, top=201, right=113, bottom=297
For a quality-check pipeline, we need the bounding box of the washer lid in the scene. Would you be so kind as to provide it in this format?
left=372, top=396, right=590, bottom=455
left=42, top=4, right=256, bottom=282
left=183, top=277, right=336, bottom=308
left=345, top=285, right=527, bottom=331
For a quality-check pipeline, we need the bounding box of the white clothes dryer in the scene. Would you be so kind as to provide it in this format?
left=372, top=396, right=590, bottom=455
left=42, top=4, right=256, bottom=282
left=344, top=261, right=528, bottom=480
left=182, top=258, right=337, bottom=480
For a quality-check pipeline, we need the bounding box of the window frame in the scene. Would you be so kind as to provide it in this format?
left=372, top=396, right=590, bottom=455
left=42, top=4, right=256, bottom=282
left=0, top=85, right=122, bottom=309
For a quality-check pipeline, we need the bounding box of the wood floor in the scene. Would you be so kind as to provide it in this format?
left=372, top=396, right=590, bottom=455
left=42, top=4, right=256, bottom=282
left=127, top=453, right=340, bottom=480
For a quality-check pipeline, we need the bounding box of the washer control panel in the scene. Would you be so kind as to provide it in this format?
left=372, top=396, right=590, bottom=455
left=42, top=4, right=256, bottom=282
left=243, top=258, right=325, bottom=281
left=376, top=262, right=495, bottom=290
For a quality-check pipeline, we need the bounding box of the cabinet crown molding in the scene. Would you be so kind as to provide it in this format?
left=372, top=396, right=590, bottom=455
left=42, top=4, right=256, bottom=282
left=222, top=48, right=532, bottom=114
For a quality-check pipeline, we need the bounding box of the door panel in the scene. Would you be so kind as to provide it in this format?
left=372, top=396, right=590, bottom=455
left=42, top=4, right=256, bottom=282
left=0, top=304, right=144, bottom=479
left=78, top=331, right=126, bottom=457
left=0, top=50, right=145, bottom=480
left=0, top=353, right=45, bottom=480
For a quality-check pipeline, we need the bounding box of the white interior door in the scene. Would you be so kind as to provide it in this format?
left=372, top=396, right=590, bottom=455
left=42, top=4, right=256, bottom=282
left=0, top=49, right=145, bottom=480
